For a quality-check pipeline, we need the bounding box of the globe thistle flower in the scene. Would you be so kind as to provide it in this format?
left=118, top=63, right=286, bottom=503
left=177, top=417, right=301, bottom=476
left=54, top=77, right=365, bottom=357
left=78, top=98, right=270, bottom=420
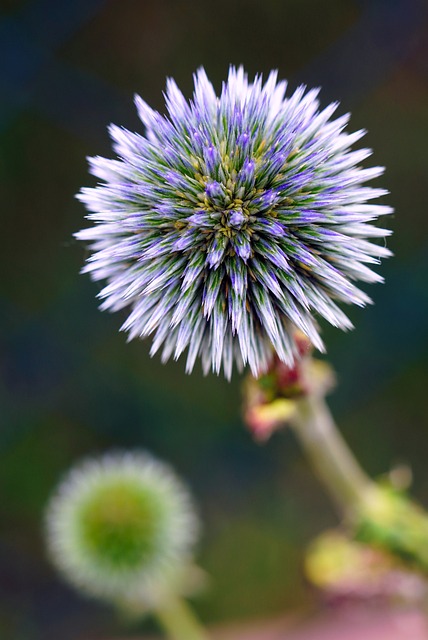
left=45, top=452, right=199, bottom=608
left=76, top=66, right=392, bottom=379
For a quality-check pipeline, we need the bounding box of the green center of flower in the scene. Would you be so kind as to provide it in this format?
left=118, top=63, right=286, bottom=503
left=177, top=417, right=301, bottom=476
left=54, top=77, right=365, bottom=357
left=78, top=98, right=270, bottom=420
left=78, top=481, right=162, bottom=571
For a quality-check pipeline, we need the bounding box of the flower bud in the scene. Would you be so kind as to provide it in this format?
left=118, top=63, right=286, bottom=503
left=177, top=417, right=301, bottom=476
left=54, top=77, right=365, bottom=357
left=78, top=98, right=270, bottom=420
left=45, top=451, right=200, bottom=609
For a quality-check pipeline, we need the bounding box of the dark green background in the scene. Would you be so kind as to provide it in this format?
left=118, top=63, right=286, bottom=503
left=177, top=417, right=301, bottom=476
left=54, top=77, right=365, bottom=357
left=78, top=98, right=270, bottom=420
left=1, top=0, right=428, bottom=637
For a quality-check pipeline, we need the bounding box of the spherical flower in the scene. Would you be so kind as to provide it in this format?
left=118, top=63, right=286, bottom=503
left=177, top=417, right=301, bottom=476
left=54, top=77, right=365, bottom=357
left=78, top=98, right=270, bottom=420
left=45, top=451, right=199, bottom=608
left=76, top=66, right=392, bottom=379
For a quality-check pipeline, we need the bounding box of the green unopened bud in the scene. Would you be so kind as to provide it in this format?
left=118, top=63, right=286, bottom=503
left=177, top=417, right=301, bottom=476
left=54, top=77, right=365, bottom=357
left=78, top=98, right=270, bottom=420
left=45, top=452, right=200, bottom=610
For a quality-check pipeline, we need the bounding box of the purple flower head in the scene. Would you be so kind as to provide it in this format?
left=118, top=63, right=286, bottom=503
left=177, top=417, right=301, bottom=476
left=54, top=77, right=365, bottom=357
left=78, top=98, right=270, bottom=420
left=76, top=67, right=392, bottom=379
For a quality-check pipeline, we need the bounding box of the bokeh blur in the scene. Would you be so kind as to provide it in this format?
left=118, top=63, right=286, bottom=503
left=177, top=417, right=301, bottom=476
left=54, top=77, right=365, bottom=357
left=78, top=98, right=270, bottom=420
left=1, top=0, right=428, bottom=638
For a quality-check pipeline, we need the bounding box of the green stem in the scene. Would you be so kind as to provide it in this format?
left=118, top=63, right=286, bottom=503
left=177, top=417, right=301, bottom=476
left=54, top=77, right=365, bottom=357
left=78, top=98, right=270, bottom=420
left=154, top=596, right=210, bottom=640
left=291, top=394, right=373, bottom=513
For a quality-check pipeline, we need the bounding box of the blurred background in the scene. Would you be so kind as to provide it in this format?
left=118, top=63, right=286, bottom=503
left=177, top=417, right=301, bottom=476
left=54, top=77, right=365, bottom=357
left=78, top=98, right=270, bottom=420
left=1, top=0, right=428, bottom=637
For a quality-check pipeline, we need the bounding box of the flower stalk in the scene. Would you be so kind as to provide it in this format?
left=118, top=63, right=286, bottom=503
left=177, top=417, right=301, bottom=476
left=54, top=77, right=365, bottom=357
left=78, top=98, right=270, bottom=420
left=290, top=393, right=372, bottom=514
left=243, top=351, right=428, bottom=576
left=155, top=596, right=210, bottom=640
left=292, top=396, right=428, bottom=576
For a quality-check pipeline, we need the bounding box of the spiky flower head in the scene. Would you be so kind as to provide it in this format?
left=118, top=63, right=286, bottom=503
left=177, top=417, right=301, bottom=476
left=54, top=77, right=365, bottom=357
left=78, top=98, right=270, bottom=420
left=45, top=451, right=199, bottom=608
left=76, top=66, right=392, bottom=379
